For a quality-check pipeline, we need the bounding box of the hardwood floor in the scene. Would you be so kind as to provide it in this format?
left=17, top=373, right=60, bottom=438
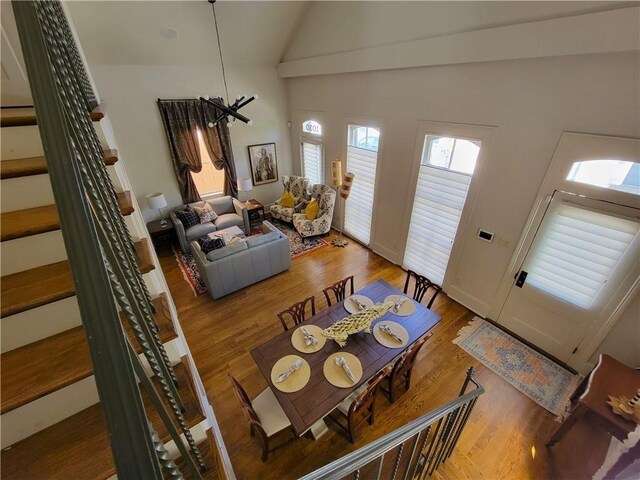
left=158, top=234, right=612, bottom=480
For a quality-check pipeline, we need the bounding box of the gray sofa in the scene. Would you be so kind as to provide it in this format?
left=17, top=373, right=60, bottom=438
left=170, top=196, right=250, bottom=252
left=191, top=221, right=292, bottom=299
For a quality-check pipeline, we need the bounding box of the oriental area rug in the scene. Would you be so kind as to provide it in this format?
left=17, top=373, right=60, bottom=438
left=454, top=317, right=581, bottom=418
left=175, top=219, right=329, bottom=296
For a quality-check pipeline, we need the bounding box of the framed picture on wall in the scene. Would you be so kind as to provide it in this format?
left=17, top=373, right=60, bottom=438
left=248, top=143, right=278, bottom=186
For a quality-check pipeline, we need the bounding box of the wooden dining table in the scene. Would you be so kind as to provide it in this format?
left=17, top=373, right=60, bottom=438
left=250, top=279, right=442, bottom=437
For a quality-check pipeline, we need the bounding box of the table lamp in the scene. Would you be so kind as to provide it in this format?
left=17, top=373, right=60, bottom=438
left=147, top=192, right=168, bottom=226
left=237, top=178, right=253, bottom=205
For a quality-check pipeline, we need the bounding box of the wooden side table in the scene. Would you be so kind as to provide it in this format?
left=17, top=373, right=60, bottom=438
left=547, top=354, right=639, bottom=446
left=147, top=219, right=176, bottom=249
left=244, top=199, right=265, bottom=224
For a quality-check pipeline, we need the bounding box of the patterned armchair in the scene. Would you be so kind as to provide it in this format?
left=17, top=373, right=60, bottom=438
left=269, top=175, right=310, bottom=223
left=293, top=184, right=336, bottom=238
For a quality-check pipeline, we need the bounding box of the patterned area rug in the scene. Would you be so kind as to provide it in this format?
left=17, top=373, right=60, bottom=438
left=454, top=317, right=581, bottom=417
left=174, top=220, right=330, bottom=296
left=173, top=247, right=207, bottom=296
left=268, top=219, right=330, bottom=258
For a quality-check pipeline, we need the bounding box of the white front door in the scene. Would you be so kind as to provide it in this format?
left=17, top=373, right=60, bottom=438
left=497, top=192, right=640, bottom=363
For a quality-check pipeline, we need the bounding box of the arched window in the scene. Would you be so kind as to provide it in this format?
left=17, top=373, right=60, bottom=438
left=566, top=159, right=639, bottom=196
left=302, top=120, right=322, bottom=136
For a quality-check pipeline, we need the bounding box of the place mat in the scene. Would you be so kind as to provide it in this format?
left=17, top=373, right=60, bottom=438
left=323, top=352, right=363, bottom=388
left=344, top=294, right=374, bottom=314
left=291, top=325, right=326, bottom=353
left=385, top=294, right=416, bottom=316
left=373, top=321, right=409, bottom=348
left=270, top=355, right=311, bottom=393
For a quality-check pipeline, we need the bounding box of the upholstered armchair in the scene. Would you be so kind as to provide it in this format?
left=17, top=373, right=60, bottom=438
left=292, top=184, right=336, bottom=237
left=269, top=175, right=310, bottom=223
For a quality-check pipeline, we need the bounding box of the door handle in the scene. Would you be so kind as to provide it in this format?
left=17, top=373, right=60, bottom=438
left=515, top=270, right=528, bottom=288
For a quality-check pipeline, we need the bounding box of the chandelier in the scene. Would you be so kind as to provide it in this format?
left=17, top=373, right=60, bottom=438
left=201, top=0, right=256, bottom=127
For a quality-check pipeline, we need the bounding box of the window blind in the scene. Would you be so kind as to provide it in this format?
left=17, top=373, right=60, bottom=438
left=403, top=166, right=472, bottom=284
left=527, top=203, right=638, bottom=309
left=344, top=145, right=379, bottom=245
left=302, top=142, right=322, bottom=186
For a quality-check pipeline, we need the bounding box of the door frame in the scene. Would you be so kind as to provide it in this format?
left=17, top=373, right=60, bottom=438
left=399, top=120, right=496, bottom=294
left=490, top=132, right=640, bottom=373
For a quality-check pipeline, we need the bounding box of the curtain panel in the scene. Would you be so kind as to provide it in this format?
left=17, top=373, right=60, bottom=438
left=157, top=99, right=238, bottom=203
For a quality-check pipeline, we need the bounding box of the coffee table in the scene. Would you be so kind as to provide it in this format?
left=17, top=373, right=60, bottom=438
left=206, top=225, right=245, bottom=240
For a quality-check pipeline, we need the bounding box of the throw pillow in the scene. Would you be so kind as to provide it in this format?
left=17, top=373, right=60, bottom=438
left=174, top=208, right=199, bottom=229
left=198, top=236, right=225, bottom=254
left=280, top=191, right=295, bottom=208
left=221, top=232, right=244, bottom=246
left=305, top=198, right=319, bottom=220
left=192, top=202, right=218, bottom=223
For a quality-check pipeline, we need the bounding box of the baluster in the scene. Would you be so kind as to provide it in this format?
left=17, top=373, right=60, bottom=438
left=104, top=259, right=205, bottom=471
left=402, top=433, right=422, bottom=480
left=423, top=417, right=444, bottom=474
left=128, top=340, right=204, bottom=479
left=412, top=425, right=431, bottom=480
left=352, top=469, right=360, bottom=480
left=148, top=422, right=185, bottom=480
left=374, top=453, right=385, bottom=480
left=391, top=442, right=404, bottom=480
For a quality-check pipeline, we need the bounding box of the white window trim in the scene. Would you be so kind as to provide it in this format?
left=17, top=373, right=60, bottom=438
left=341, top=114, right=387, bottom=249
left=400, top=121, right=496, bottom=299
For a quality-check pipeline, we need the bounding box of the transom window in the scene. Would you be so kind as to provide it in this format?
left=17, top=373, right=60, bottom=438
left=566, top=160, right=639, bottom=196
left=302, top=120, right=322, bottom=136
left=191, top=128, right=225, bottom=196
left=348, top=125, right=380, bottom=152
left=423, top=136, right=480, bottom=175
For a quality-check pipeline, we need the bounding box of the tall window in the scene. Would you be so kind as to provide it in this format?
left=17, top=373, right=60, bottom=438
left=191, top=128, right=225, bottom=196
left=403, top=135, right=481, bottom=284
left=301, top=120, right=323, bottom=185
left=344, top=124, right=381, bottom=245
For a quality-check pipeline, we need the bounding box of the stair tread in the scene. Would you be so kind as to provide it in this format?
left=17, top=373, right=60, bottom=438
left=1, top=360, right=205, bottom=480
left=0, top=149, right=118, bottom=179
left=0, top=106, right=104, bottom=127
left=1, top=294, right=177, bottom=414
left=167, top=430, right=219, bottom=480
left=0, top=239, right=154, bottom=318
left=1, top=190, right=133, bottom=242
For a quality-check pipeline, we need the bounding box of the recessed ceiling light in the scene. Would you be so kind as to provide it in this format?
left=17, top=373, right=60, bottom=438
left=160, top=28, right=178, bottom=39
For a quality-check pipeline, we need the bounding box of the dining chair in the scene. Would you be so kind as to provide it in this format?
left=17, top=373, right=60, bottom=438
left=322, top=275, right=355, bottom=306
left=326, top=368, right=389, bottom=443
left=381, top=335, right=429, bottom=403
left=277, top=296, right=316, bottom=332
left=228, top=374, right=296, bottom=461
left=403, top=270, right=443, bottom=309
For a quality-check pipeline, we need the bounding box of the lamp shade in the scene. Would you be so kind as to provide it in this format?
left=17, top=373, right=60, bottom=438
left=340, top=172, right=355, bottom=199
left=237, top=178, right=253, bottom=192
left=331, top=160, right=342, bottom=187
left=146, top=192, right=167, bottom=210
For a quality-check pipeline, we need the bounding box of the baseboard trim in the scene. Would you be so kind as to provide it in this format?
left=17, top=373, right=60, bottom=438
left=445, top=285, right=491, bottom=317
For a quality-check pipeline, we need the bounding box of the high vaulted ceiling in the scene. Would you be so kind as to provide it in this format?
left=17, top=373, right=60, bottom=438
left=66, top=0, right=307, bottom=66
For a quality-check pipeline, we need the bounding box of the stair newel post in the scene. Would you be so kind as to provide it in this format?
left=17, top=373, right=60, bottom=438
left=11, top=1, right=163, bottom=478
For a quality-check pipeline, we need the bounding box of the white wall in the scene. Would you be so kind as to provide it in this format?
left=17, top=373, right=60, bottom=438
left=88, top=63, right=291, bottom=221
left=285, top=51, right=640, bottom=363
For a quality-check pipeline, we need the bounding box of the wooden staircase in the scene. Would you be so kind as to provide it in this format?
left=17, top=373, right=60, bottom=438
left=0, top=239, right=154, bottom=318
left=1, top=359, right=205, bottom=480
left=0, top=105, right=215, bottom=478
left=0, top=149, right=118, bottom=179
left=1, top=190, right=133, bottom=241
left=0, top=105, right=104, bottom=127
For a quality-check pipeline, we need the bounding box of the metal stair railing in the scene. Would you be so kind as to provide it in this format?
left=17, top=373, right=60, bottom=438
left=12, top=1, right=204, bottom=478
left=300, top=367, right=484, bottom=480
